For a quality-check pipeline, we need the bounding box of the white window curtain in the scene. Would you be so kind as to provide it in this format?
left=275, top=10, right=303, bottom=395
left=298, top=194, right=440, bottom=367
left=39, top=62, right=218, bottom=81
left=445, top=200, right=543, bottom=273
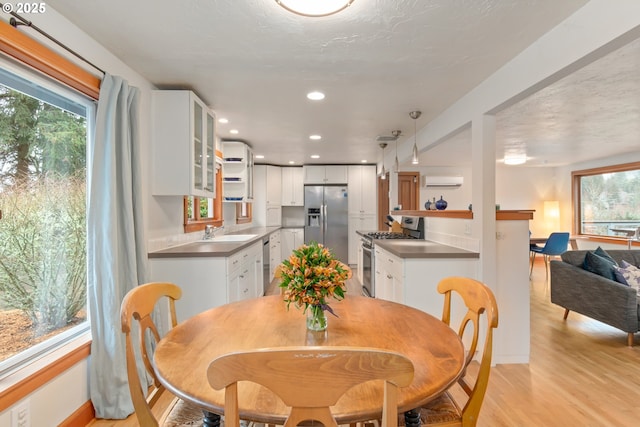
left=87, top=74, right=146, bottom=418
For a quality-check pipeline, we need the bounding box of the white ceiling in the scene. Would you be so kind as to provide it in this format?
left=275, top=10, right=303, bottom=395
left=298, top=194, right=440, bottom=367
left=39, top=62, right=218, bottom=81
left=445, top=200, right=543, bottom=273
left=41, top=0, right=636, bottom=168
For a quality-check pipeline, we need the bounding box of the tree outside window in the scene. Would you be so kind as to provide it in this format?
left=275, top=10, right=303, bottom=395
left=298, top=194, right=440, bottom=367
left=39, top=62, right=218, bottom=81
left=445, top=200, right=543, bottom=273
left=574, top=162, right=640, bottom=237
left=0, top=67, right=89, bottom=368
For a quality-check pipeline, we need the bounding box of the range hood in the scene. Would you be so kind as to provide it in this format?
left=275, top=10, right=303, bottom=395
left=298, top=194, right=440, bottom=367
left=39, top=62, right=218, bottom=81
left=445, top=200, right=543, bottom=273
left=422, top=175, right=463, bottom=188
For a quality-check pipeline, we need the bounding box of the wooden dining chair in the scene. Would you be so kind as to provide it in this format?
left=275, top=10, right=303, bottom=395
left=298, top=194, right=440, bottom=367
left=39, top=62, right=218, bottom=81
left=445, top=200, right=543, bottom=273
left=120, top=282, right=204, bottom=427
left=404, top=277, right=499, bottom=427
left=207, top=346, right=415, bottom=427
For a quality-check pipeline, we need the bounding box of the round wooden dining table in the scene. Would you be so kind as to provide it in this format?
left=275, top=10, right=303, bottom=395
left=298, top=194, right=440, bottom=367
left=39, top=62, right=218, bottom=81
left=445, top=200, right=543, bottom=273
left=153, top=295, right=465, bottom=426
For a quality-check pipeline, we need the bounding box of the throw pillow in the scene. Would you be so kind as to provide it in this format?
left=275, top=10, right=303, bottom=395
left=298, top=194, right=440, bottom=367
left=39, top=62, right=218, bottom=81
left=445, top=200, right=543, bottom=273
left=594, top=246, right=618, bottom=266
left=615, top=262, right=640, bottom=295
left=583, top=251, right=617, bottom=282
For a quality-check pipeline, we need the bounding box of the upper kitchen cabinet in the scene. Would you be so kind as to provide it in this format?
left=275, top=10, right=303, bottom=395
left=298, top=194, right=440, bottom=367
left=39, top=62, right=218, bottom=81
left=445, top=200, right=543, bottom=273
left=222, top=141, right=253, bottom=202
left=253, top=165, right=282, bottom=226
left=347, top=165, right=377, bottom=215
left=303, top=165, right=348, bottom=184
left=281, top=167, right=304, bottom=206
left=152, top=90, right=217, bottom=197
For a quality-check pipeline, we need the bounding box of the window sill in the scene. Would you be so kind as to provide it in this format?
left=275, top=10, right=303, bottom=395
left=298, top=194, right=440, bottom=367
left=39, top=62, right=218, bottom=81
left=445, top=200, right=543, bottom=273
left=0, top=332, right=91, bottom=412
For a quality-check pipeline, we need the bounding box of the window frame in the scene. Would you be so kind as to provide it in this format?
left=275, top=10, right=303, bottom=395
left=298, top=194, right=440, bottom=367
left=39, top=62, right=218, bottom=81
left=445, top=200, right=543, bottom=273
left=183, top=161, right=223, bottom=233
left=572, top=161, right=640, bottom=237
left=0, top=13, right=100, bottom=410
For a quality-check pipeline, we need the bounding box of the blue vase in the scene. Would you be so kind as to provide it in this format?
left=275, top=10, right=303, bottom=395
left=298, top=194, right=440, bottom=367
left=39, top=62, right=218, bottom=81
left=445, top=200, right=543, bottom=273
left=424, top=199, right=432, bottom=210
left=435, top=196, right=448, bottom=210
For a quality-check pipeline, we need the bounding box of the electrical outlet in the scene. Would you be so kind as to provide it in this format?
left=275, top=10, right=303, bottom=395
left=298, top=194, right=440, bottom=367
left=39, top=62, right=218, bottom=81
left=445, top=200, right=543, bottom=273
left=464, top=222, right=472, bottom=235
left=11, top=400, right=30, bottom=427
left=496, top=231, right=504, bottom=240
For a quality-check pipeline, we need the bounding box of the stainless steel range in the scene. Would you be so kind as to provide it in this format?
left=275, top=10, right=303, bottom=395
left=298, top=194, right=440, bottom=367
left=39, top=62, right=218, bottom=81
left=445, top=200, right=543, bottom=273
left=361, top=216, right=425, bottom=297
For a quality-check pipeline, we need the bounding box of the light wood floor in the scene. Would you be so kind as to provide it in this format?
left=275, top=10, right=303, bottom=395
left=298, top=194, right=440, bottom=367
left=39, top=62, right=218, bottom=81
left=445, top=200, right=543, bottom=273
left=89, top=266, right=640, bottom=426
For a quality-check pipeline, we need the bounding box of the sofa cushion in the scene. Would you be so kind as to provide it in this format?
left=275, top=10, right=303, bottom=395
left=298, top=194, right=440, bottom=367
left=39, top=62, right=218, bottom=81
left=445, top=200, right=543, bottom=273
left=583, top=251, right=617, bottom=281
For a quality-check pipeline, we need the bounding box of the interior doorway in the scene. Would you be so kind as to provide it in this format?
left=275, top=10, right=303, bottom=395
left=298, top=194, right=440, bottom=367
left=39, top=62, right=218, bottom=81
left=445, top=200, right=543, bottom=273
left=377, top=172, right=389, bottom=230
left=397, top=172, right=420, bottom=211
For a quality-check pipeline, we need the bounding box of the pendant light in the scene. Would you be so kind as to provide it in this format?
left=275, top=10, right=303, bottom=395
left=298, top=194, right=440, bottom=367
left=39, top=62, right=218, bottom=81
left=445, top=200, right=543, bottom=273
left=410, top=110, right=421, bottom=164
left=392, top=130, right=401, bottom=173
left=379, top=142, right=387, bottom=180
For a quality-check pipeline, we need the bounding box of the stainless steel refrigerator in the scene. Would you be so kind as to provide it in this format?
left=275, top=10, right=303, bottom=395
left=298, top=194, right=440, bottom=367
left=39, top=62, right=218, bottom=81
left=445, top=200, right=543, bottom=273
left=304, top=185, right=349, bottom=263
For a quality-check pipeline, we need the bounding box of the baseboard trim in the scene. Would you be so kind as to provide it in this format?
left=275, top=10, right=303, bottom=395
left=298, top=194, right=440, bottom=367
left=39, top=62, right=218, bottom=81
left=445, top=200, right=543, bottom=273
left=60, top=400, right=95, bottom=427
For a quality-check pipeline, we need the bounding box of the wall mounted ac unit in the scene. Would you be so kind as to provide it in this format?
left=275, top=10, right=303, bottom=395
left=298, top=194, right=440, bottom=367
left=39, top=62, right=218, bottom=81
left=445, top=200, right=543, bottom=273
left=422, top=175, right=463, bottom=188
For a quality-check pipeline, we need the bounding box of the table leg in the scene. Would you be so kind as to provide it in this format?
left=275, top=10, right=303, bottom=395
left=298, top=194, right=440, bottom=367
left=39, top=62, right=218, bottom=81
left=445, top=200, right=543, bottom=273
left=404, top=408, right=421, bottom=427
left=203, top=411, right=221, bottom=427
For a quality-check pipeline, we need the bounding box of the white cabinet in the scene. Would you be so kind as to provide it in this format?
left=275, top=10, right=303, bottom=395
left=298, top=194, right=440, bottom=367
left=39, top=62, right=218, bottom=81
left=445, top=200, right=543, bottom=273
left=222, top=141, right=253, bottom=202
left=303, top=165, right=348, bottom=184
left=227, top=241, right=262, bottom=303
left=374, top=246, right=403, bottom=303
left=149, top=242, right=264, bottom=322
left=348, top=165, right=377, bottom=215
left=152, top=90, right=217, bottom=197
left=269, top=230, right=282, bottom=281
left=281, top=228, right=304, bottom=260
left=348, top=215, right=376, bottom=264
left=281, top=167, right=304, bottom=206
left=254, top=165, right=282, bottom=226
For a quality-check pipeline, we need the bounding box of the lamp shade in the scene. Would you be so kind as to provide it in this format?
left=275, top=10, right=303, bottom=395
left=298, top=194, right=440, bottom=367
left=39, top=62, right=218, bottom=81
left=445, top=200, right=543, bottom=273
left=276, top=0, right=355, bottom=17
left=544, top=200, right=560, bottom=232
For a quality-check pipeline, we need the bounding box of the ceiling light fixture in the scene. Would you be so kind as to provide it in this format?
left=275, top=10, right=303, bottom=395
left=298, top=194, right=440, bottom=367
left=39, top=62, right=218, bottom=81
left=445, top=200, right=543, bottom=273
left=504, top=153, right=527, bottom=165
left=309, top=135, right=322, bottom=140
left=392, top=130, right=401, bottom=173
left=230, top=129, right=239, bottom=135
left=218, top=118, right=229, bottom=124
left=379, top=142, right=387, bottom=180
left=410, top=111, right=421, bottom=165
left=307, top=91, right=325, bottom=100
left=310, top=154, right=320, bottom=159
left=275, top=0, right=355, bottom=17
left=255, top=154, right=265, bottom=159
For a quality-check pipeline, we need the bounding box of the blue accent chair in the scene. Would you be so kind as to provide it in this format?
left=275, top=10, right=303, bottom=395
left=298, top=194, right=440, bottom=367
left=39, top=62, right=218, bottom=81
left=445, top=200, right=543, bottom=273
left=530, top=232, right=570, bottom=278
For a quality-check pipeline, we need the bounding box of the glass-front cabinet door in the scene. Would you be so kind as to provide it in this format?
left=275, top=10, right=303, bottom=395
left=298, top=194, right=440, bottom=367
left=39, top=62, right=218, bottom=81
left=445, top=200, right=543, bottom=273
left=192, top=99, right=204, bottom=193
left=205, top=111, right=216, bottom=196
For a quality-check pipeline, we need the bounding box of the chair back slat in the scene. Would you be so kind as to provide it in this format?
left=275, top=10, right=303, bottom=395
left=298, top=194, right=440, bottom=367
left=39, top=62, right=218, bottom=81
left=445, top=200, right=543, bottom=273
left=208, top=346, right=414, bottom=427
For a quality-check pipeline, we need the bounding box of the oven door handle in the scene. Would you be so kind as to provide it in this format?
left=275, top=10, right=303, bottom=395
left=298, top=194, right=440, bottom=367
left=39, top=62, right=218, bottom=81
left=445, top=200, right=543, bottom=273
left=362, top=243, right=373, bottom=254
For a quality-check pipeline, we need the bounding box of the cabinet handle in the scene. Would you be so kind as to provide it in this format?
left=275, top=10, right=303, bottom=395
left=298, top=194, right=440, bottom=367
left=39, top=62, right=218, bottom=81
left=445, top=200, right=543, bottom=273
left=387, top=274, right=393, bottom=279
left=243, top=288, right=249, bottom=293
left=388, top=258, right=394, bottom=263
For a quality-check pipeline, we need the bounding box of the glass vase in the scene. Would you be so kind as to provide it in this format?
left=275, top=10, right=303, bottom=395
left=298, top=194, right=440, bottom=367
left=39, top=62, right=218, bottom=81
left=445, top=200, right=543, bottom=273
left=306, top=305, right=328, bottom=331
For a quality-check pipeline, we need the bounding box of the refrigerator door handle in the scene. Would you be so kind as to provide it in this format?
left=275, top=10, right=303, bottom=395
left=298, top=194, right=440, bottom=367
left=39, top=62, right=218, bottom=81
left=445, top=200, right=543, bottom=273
left=323, top=204, right=327, bottom=238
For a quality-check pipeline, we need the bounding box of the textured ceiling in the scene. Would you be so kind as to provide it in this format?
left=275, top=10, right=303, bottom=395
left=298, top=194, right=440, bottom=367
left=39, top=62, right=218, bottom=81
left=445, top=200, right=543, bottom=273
left=41, top=0, right=615, bottom=167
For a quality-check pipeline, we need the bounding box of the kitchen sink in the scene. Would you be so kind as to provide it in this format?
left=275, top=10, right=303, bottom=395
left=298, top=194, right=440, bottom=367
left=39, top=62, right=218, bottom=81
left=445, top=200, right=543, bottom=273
left=199, top=234, right=257, bottom=243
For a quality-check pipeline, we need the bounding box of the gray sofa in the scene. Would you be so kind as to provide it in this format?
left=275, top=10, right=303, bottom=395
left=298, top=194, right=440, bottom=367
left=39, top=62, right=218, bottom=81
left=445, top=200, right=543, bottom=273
left=550, top=250, right=640, bottom=346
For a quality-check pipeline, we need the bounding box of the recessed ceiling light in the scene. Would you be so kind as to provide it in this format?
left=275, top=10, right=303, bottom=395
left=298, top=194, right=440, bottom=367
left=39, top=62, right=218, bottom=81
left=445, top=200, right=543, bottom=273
left=288, top=160, right=295, bottom=164
left=310, top=155, right=320, bottom=159
left=307, top=91, right=325, bottom=101
left=218, top=118, right=228, bottom=124
left=230, top=129, right=239, bottom=134
left=255, top=154, right=265, bottom=159
left=309, top=135, right=322, bottom=140
left=361, top=160, right=367, bottom=163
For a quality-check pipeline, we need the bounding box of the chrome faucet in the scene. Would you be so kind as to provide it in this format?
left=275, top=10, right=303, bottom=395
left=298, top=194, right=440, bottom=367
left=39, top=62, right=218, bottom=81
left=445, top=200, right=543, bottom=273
left=203, top=225, right=224, bottom=240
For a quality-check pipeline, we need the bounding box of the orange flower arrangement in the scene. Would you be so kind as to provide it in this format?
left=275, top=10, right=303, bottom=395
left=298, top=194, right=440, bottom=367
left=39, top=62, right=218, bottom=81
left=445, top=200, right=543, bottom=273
left=278, top=241, right=350, bottom=318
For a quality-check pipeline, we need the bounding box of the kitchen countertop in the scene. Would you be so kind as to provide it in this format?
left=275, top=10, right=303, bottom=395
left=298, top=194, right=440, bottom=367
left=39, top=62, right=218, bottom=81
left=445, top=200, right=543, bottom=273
left=148, top=226, right=280, bottom=258
left=374, top=239, right=479, bottom=259
left=356, top=230, right=478, bottom=259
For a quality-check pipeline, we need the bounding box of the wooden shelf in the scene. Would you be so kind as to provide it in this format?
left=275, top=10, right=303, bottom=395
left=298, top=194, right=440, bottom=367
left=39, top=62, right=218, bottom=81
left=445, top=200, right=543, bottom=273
left=393, top=209, right=535, bottom=220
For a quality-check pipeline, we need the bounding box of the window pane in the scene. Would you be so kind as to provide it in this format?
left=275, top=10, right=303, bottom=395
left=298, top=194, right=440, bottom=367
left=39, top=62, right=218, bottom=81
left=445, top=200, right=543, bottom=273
left=0, top=67, right=88, bottom=369
left=580, top=169, right=640, bottom=236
